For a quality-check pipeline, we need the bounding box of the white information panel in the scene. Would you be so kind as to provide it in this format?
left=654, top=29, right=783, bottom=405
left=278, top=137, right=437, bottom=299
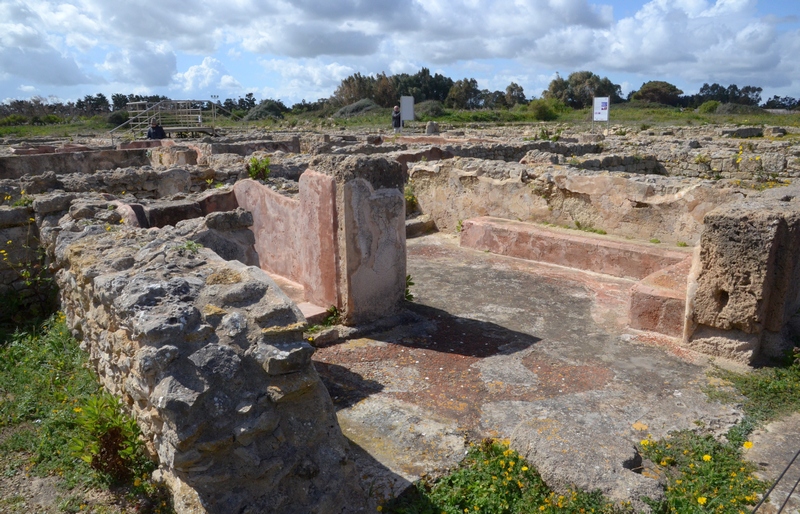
left=593, top=97, right=610, bottom=121
left=400, top=96, right=415, bottom=124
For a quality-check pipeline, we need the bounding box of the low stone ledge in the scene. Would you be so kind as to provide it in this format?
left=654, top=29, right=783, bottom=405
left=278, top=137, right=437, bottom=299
left=460, top=216, right=690, bottom=280
left=629, top=257, right=692, bottom=337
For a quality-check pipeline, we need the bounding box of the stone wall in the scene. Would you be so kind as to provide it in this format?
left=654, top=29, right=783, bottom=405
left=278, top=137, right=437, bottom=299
left=685, top=183, right=800, bottom=363
left=0, top=149, right=150, bottom=179
left=409, top=157, right=739, bottom=245
left=52, top=216, right=365, bottom=513
left=235, top=155, right=407, bottom=325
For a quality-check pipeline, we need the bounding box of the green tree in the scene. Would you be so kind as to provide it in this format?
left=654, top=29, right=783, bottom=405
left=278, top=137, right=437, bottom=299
left=445, top=78, right=482, bottom=109
left=111, top=94, right=129, bottom=111
left=631, top=81, right=684, bottom=106
left=373, top=72, right=397, bottom=107
left=505, top=82, right=526, bottom=107
left=332, top=72, right=376, bottom=106
left=543, top=71, right=622, bottom=109
left=481, top=90, right=507, bottom=109
left=393, top=68, right=454, bottom=103
left=75, top=93, right=110, bottom=114
left=762, top=95, right=799, bottom=109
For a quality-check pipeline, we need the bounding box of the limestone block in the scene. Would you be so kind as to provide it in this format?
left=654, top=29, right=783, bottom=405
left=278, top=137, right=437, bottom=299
left=686, top=185, right=800, bottom=362
left=628, top=257, right=692, bottom=337
left=342, top=178, right=406, bottom=324
left=411, top=157, right=740, bottom=245
left=51, top=224, right=364, bottom=513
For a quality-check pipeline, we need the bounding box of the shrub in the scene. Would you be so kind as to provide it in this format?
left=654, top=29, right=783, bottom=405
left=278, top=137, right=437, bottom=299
left=0, top=114, right=28, bottom=126
left=246, top=156, right=271, bottom=181
left=41, top=114, right=64, bottom=124
left=415, top=100, right=445, bottom=119
left=333, top=99, right=380, bottom=118
left=716, top=103, right=764, bottom=115
left=243, top=99, right=289, bottom=121
left=528, top=99, right=559, bottom=121
left=107, top=110, right=129, bottom=127
left=698, top=100, right=720, bottom=114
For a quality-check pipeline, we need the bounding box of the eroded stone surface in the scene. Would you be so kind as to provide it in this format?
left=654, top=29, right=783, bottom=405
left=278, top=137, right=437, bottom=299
left=52, top=219, right=365, bottom=513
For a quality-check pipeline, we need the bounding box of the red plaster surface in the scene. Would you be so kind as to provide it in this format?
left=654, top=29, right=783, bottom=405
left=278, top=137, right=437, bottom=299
left=234, top=179, right=303, bottom=281
left=460, top=216, right=690, bottom=280
left=629, top=257, right=692, bottom=337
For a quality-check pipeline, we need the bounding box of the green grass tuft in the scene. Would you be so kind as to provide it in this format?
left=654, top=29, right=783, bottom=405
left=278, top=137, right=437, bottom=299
left=383, top=439, right=626, bottom=514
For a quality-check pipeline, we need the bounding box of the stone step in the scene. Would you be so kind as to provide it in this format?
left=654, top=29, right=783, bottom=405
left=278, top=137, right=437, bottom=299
left=459, top=216, right=694, bottom=338
left=628, top=257, right=693, bottom=337
left=460, top=216, right=691, bottom=281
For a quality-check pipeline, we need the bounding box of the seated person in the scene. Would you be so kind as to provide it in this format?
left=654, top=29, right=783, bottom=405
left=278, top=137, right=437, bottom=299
left=147, top=119, right=167, bottom=139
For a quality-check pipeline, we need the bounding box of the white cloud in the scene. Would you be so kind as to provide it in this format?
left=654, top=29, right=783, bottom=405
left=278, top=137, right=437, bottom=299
left=99, top=46, right=177, bottom=87
left=257, top=59, right=355, bottom=102
left=174, top=57, right=241, bottom=94
left=0, top=0, right=799, bottom=103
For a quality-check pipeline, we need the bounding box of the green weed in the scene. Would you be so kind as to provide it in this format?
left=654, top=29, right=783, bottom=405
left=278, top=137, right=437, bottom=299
left=0, top=315, right=174, bottom=511
left=638, top=432, right=766, bottom=513
left=405, top=275, right=415, bottom=302
left=383, top=439, right=624, bottom=513
left=323, top=305, right=342, bottom=326
left=573, top=221, right=607, bottom=235
left=246, top=156, right=271, bottom=181
left=175, top=240, right=202, bottom=255
left=0, top=223, right=59, bottom=326
left=707, top=347, right=800, bottom=424
left=11, top=195, right=33, bottom=207
left=404, top=183, right=418, bottom=214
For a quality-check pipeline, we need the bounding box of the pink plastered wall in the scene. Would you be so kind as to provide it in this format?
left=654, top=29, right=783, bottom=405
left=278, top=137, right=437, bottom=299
left=233, top=171, right=338, bottom=308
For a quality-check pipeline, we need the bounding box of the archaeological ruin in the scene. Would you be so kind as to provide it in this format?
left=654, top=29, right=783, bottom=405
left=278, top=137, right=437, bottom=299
left=1, top=122, right=799, bottom=511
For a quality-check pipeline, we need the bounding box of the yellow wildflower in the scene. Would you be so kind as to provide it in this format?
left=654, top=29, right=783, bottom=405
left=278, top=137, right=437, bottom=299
left=703, top=454, right=712, bottom=462
left=698, top=497, right=707, bottom=505
left=743, top=441, right=753, bottom=449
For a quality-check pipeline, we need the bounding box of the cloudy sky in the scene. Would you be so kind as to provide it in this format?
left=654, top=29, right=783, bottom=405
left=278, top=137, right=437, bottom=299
left=1, top=0, right=798, bottom=106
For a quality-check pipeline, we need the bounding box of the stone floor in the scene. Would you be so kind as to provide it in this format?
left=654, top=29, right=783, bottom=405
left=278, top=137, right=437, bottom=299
left=305, top=232, right=799, bottom=510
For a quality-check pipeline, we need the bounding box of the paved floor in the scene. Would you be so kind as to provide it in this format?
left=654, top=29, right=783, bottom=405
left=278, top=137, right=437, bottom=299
left=308, top=233, right=798, bottom=510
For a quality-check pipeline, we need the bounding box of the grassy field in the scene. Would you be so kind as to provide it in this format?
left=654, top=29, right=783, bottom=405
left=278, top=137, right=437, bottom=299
left=2, top=103, right=800, bottom=140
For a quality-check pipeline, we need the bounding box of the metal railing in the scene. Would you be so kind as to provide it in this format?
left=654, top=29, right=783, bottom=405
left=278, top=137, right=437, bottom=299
left=109, top=100, right=217, bottom=139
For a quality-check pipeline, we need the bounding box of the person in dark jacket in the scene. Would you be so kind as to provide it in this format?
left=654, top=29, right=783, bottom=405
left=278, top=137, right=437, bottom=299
left=147, top=118, right=167, bottom=139
left=391, top=105, right=401, bottom=133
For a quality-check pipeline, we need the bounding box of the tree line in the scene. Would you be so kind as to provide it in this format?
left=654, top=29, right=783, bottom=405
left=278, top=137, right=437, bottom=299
left=1, top=68, right=798, bottom=127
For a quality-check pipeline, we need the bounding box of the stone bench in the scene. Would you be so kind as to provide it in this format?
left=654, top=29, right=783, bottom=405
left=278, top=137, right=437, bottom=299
left=460, top=216, right=690, bottom=281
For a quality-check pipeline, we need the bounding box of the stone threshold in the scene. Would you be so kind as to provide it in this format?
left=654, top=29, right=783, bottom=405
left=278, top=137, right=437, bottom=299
left=459, top=216, right=693, bottom=337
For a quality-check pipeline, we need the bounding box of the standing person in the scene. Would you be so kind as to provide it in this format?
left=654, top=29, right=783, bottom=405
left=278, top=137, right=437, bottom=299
left=391, top=105, right=401, bottom=134
left=147, top=118, right=167, bottom=139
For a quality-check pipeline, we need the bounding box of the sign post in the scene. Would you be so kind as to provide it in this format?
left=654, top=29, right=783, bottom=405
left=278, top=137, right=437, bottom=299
left=400, top=96, right=414, bottom=133
left=592, top=96, right=610, bottom=133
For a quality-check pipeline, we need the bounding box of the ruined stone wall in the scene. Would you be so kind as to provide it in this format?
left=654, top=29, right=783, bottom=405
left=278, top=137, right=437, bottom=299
left=52, top=219, right=364, bottom=513
left=410, top=157, right=739, bottom=245
left=685, top=183, right=800, bottom=363
left=0, top=149, right=150, bottom=179
left=0, top=205, right=38, bottom=303
left=234, top=157, right=406, bottom=324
